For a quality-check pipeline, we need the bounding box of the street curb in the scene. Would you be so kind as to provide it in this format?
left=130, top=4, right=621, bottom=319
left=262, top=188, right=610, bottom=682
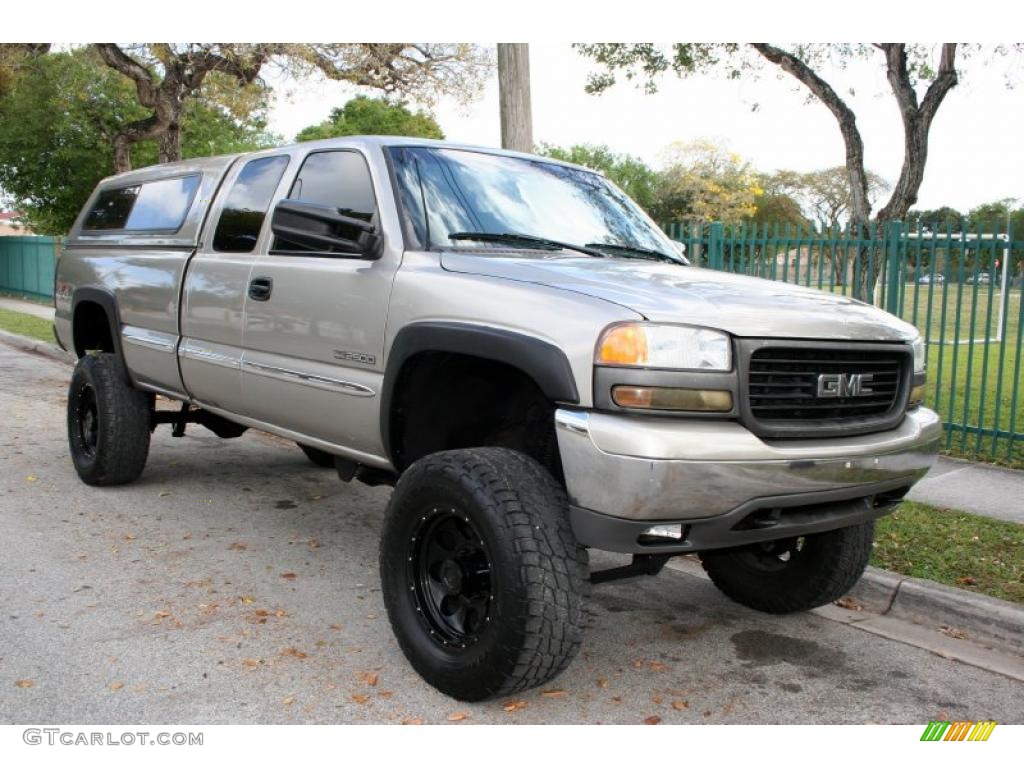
left=667, top=557, right=1023, bottom=658
left=847, top=566, right=1024, bottom=655
left=0, top=328, right=74, bottom=365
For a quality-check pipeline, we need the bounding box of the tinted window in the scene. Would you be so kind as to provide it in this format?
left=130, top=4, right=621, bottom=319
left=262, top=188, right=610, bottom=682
left=84, top=186, right=139, bottom=230
left=273, top=151, right=376, bottom=253
left=125, top=175, right=200, bottom=230
left=213, top=156, right=289, bottom=252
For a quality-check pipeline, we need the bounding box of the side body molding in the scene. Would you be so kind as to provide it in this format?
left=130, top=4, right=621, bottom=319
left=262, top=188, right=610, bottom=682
left=380, top=321, right=580, bottom=462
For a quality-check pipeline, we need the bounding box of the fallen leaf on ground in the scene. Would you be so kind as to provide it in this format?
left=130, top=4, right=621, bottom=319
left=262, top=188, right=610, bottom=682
left=379, top=691, right=394, bottom=699
left=329, top=623, right=343, bottom=630
left=503, top=700, right=528, bottom=712
left=644, top=716, right=662, bottom=725
left=939, top=625, right=968, bottom=640
left=359, top=672, right=378, bottom=687
left=275, top=609, right=287, bottom=618
left=241, top=659, right=260, bottom=668
left=280, top=572, right=297, bottom=580
left=447, top=711, right=469, bottom=722
left=281, top=647, right=308, bottom=660
left=652, top=695, right=663, bottom=705
left=241, top=595, right=255, bottom=605
left=351, top=693, right=369, bottom=704
left=110, top=681, right=124, bottom=691
left=26, top=475, right=37, bottom=482
left=672, top=700, right=688, bottom=710
left=401, top=717, right=424, bottom=725
left=122, top=534, right=136, bottom=542
left=957, top=576, right=976, bottom=585
left=596, top=677, right=609, bottom=688
left=834, top=596, right=863, bottom=611
left=15, top=680, right=33, bottom=688
left=611, top=696, right=622, bottom=703
left=228, top=542, right=247, bottom=551
left=541, top=689, right=567, bottom=698
left=282, top=696, right=295, bottom=706
left=308, top=538, right=320, bottom=549
left=154, top=611, right=171, bottom=619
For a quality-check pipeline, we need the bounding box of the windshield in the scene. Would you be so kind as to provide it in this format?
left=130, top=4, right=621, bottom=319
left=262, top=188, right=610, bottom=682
left=388, top=146, right=683, bottom=262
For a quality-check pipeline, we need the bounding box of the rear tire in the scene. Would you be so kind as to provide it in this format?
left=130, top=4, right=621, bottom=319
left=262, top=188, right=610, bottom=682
left=379, top=448, right=588, bottom=701
left=699, top=521, right=875, bottom=614
left=67, top=353, right=151, bottom=486
left=297, top=443, right=335, bottom=468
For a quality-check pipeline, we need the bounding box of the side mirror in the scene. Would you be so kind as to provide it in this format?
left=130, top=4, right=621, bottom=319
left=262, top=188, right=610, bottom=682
left=270, top=200, right=380, bottom=257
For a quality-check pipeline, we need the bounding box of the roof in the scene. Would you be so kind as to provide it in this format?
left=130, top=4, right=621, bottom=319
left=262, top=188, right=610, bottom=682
left=97, top=136, right=597, bottom=189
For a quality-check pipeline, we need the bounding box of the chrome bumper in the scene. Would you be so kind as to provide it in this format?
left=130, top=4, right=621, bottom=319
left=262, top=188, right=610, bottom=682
left=554, top=407, right=941, bottom=525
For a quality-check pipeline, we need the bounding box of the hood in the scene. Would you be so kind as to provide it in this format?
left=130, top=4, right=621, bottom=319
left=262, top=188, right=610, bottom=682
left=440, top=252, right=919, bottom=342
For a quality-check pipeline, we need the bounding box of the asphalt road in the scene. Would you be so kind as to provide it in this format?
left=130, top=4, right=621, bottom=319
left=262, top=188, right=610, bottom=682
left=1, top=342, right=1021, bottom=725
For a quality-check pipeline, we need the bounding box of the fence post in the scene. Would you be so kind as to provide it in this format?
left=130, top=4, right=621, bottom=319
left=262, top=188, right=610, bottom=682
left=885, top=221, right=904, bottom=315
left=708, top=222, right=724, bottom=270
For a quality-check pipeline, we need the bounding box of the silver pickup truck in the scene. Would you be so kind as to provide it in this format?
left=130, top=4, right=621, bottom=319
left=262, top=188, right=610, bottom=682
left=55, top=136, right=939, bottom=701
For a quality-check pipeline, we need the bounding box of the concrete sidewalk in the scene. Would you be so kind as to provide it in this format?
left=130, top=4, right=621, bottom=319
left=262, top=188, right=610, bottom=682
left=908, top=456, right=1024, bottom=524
left=0, top=294, right=1020, bottom=525
left=0, top=296, right=55, bottom=321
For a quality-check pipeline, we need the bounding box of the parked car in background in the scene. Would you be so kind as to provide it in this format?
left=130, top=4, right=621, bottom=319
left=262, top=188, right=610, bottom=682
left=966, top=273, right=992, bottom=285
left=916, top=274, right=945, bottom=284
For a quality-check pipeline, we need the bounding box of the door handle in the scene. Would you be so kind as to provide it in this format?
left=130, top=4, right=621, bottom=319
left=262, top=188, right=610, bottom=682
left=248, top=277, right=273, bottom=301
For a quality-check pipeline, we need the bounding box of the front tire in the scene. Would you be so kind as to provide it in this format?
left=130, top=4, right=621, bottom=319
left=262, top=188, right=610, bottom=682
left=699, top=521, right=875, bottom=614
left=67, top=353, right=151, bottom=486
left=379, top=448, right=588, bottom=701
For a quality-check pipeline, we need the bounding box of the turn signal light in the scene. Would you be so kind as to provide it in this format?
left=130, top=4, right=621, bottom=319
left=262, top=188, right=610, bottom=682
left=611, top=386, right=733, bottom=412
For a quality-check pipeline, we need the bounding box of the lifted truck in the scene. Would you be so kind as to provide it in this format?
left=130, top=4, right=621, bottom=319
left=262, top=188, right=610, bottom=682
left=55, top=136, right=939, bottom=701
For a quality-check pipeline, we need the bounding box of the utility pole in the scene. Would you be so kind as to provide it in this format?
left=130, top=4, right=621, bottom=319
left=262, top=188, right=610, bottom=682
left=497, top=43, right=533, bottom=153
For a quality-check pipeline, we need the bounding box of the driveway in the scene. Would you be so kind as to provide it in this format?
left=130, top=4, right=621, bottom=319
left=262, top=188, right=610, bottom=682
left=1, top=342, right=1021, bottom=724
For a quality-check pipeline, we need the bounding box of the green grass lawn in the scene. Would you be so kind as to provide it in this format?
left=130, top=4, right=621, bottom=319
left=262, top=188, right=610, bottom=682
left=873, top=501, right=1024, bottom=604
left=0, top=307, right=54, bottom=343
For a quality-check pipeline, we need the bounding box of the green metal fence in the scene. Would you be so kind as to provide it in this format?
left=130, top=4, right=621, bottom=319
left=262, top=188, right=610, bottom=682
left=0, top=236, right=59, bottom=300
left=663, top=220, right=1024, bottom=467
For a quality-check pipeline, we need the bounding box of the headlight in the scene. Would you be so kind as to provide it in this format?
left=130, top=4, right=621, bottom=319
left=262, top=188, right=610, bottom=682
left=596, top=323, right=731, bottom=371
left=912, top=336, right=926, bottom=374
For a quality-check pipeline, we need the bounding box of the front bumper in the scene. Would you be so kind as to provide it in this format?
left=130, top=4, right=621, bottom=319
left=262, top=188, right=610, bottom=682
left=554, top=407, right=941, bottom=553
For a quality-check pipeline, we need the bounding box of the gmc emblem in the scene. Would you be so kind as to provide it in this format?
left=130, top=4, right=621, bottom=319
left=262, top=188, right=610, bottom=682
left=817, top=372, right=874, bottom=398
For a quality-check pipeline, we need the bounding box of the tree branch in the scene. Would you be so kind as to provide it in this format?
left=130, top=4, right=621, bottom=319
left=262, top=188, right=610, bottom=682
left=94, top=43, right=159, bottom=107
left=751, top=43, right=871, bottom=223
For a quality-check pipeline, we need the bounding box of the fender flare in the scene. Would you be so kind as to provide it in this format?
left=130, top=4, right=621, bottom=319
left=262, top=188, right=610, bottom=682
left=380, top=321, right=580, bottom=463
left=70, top=287, right=126, bottom=368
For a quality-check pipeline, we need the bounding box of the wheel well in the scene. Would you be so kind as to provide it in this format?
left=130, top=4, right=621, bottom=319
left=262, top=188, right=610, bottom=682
left=389, top=352, right=562, bottom=480
left=72, top=301, right=115, bottom=357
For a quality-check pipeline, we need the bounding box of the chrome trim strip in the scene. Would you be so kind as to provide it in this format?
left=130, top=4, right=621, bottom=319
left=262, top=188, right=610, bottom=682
left=121, top=326, right=176, bottom=353
left=178, top=340, right=241, bottom=371
left=555, top=409, right=590, bottom=436
left=241, top=359, right=375, bottom=397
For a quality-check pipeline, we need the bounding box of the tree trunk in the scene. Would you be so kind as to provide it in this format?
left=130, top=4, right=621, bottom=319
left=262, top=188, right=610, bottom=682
left=497, top=43, right=533, bottom=153
left=158, top=121, right=182, bottom=165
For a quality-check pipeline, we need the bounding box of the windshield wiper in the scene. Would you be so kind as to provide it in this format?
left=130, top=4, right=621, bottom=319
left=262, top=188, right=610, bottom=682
left=584, top=242, right=683, bottom=264
left=448, top=231, right=606, bottom=259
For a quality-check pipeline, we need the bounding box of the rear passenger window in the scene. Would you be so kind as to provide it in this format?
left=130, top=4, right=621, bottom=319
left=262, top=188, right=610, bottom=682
left=83, top=175, right=200, bottom=232
left=84, top=186, right=139, bottom=230
left=273, top=151, right=376, bottom=253
left=213, top=156, right=290, bottom=252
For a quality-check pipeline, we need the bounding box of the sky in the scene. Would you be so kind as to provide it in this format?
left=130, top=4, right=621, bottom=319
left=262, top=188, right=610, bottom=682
left=265, top=43, right=1023, bottom=214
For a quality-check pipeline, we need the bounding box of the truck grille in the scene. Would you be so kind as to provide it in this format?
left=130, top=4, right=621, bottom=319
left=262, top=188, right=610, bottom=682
left=742, top=344, right=911, bottom=438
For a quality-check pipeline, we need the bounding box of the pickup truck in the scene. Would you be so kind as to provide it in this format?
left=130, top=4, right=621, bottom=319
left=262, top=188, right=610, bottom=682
left=54, top=136, right=940, bottom=701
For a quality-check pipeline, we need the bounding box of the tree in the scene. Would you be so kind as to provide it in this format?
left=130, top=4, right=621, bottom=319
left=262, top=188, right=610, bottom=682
left=537, top=143, right=659, bottom=212
left=905, top=206, right=964, bottom=232
left=652, top=140, right=761, bottom=223
left=766, top=167, right=888, bottom=230
left=575, top=43, right=1008, bottom=300
left=497, top=43, right=533, bottom=152
left=295, top=96, right=444, bottom=142
left=91, top=43, right=491, bottom=172
left=748, top=184, right=810, bottom=229
left=0, top=49, right=277, bottom=234
left=967, top=199, right=1024, bottom=235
